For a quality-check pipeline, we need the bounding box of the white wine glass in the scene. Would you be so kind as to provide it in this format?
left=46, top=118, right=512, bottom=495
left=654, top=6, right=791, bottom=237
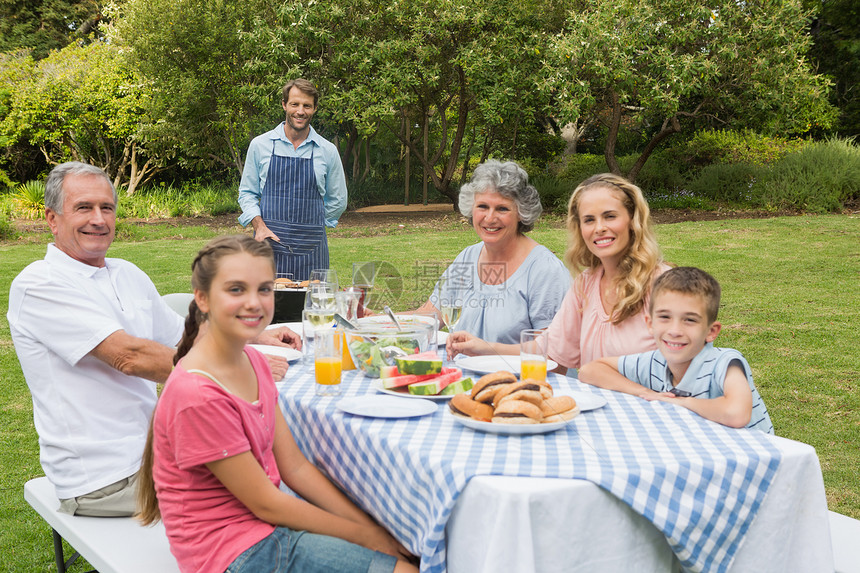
left=437, top=275, right=465, bottom=331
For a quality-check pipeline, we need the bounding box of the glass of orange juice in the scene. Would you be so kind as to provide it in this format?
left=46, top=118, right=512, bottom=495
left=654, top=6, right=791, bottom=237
left=520, top=329, right=547, bottom=382
left=314, top=327, right=343, bottom=396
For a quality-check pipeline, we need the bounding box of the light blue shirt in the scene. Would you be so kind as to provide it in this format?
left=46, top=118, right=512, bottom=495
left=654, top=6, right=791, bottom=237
left=238, top=123, right=348, bottom=228
left=618, top=343, right=774, bottom=433
left=430, top=242, right=571, bottom=344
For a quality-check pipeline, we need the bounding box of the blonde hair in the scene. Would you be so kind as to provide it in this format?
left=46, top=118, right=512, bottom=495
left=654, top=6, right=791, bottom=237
left=564, top=174, right=663, bottom=324
left=137, top=235, right=275, bottom=525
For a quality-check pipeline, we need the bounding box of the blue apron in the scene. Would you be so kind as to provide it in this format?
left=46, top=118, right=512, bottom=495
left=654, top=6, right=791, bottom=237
left=259, top=142, right=329, bottom=281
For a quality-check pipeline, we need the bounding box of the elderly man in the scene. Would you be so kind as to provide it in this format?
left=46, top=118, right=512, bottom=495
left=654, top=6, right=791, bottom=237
left=238, top=78, right=347, bottom=281
left=7, top=162, right=299, bottom=516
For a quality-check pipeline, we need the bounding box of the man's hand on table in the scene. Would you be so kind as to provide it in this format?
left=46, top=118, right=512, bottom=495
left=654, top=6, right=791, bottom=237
left=253, top=326, right=302, bottom=380
left=255, top=326, right=302, bottom=350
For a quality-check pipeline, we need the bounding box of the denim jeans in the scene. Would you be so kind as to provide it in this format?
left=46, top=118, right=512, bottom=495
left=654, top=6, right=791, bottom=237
left=226, top=526, right=397, bottom=573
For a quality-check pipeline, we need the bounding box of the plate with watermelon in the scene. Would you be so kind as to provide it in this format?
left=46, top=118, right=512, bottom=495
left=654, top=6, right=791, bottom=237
left=371, top=351, right=475, bottom=401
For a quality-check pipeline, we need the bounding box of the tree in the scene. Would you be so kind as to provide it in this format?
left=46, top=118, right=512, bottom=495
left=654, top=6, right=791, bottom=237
left=111, top=0, right=273, bottom=177
left=0, top=50, right=42, bottom=185
left=0, top=0, right=105, bottom=60
left=243, top=0, right=568, bottom=202
left=807, top=0, right=860, bottom=136
left=548, top=0, right=837, bottom=181
left=3, top=41, right=166, bottom=193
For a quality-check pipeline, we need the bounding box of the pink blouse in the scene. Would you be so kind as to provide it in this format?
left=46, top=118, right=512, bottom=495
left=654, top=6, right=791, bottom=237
left=545, top=264, right=669, bottom=369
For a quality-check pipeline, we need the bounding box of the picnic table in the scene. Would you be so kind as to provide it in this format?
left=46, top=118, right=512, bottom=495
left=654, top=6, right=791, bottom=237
left=277, top=354, right=834, bottom=572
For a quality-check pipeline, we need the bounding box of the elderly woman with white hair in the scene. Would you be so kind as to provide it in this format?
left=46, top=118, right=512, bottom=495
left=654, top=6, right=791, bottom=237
left=415, top=160, right=571, bottom=344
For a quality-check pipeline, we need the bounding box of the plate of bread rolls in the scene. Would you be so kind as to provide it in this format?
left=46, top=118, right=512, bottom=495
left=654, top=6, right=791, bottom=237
left=447, top=371, right=605, bottom=434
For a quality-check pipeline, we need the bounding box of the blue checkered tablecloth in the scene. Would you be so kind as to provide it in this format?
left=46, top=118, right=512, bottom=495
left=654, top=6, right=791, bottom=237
left=278, top=365, right=781, bottom=573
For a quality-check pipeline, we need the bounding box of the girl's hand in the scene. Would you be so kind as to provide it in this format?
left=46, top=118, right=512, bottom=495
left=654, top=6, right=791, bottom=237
left=360, top=525, right=415, bottom=562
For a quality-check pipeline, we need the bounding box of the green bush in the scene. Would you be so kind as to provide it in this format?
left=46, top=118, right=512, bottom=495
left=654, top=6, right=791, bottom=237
left=514, top=131, right=567, bottom=170
left=186, top=184, right=239, bottom=217
left=117, top=182, right=239, bottom=219
left=531, top=175, right=573, bottom=214
left=0, top=202, right=19, bottom=240
left=670, top=129, right=807, bottom=172
left=755, top=138, right=860, bottom=213
left=11, top=180, right=45, bottom=219
left=556, top=153, right=609, bottom=185
left=0, top=168, right=14, bottom=193
left=617, top=152, right=687, bottom=197
left=686, top=163, right=767, bottom=204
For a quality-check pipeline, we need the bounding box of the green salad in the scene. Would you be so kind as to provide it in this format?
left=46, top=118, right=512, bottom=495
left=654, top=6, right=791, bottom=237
left=347, top=336, right=422, bottom=378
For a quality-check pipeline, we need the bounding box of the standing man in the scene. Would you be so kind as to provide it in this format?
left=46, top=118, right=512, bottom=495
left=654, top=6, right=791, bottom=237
left=8, top=162, right=299, bottom=516
left=238, top=78, right=348, bottom=281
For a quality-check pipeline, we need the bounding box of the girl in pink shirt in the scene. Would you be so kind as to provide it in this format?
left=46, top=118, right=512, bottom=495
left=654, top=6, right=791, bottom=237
left=448, top=173, right=668, bottom=371
left=137, top=235, right=417, bottom=573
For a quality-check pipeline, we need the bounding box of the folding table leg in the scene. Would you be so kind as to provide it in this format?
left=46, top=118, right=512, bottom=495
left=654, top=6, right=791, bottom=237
left=50, top=528, right=92, bottom=573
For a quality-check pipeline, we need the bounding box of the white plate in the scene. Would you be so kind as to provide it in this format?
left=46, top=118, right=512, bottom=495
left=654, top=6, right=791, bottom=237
left=558, top=390, right=608, bottom=412
left=371, top=379, right=454, bottom=401
left=453, top=355, right=559, bottom=375
left=447, top=409, right=574, bottom=435
left=336, top=395, right=438, bottom=418
left=248, top=344, right=302, bottom=363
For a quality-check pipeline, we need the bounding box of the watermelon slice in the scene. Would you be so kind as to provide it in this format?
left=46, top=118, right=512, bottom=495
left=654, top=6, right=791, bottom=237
left=382, top=372, right=439, bottom=389
left=405, top=350, right=440, bottom=360
left=379, top=365, right=400, bottom=379
left=396, top=352, right=443, bottom=375
left=439, top=376, right=474, bottom=395
left=407, top=368, right=464, bottom=395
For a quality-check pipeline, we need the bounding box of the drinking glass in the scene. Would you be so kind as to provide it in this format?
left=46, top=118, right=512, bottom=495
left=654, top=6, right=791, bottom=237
left=309, top=268, right=339, bottom=289
left=314, top=327, right=343, bottom=396
left=305, top=280, right=338, bottom=312
left=302, top=308, right=336, bottom=364
left=412, top=310, right=440, bottom=353
left=437, top=276, right=466, bottom=331
left=520, top=329, right=547, bottom=382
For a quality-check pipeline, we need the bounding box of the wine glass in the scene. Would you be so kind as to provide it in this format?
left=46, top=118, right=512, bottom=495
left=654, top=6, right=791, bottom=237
left=309, top=268, right=338, bottom=290
left=305, top=268, right=339, bottom=311
left=351, top=262, right=375, bottom=317
left=437, top=275, right=465, bottom=331
left=302, top=279, right=338, bottom=363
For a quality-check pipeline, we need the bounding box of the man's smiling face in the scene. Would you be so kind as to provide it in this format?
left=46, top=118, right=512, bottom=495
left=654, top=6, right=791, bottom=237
left=46, top=173, right=116, bottom=267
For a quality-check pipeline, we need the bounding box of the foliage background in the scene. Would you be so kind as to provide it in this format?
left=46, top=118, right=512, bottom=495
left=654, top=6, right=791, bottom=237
left=1, top=0, right=855, bottom=210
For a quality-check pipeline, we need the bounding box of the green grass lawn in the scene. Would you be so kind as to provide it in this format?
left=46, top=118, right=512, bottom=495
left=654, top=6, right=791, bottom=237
left=1, top=213, right=858, bottom=571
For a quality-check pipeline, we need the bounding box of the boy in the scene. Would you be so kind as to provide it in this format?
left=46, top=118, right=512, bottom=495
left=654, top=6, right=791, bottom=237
left=578, top=267, right=773, bottom=433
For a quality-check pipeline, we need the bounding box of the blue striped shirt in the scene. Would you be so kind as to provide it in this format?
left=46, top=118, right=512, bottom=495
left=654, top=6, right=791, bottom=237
left=618, top=343, right=774, bottom=433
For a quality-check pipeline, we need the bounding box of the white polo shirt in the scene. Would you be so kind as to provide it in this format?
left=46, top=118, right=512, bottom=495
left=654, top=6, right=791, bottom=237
left=7, top=244, right=184, bottom=498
